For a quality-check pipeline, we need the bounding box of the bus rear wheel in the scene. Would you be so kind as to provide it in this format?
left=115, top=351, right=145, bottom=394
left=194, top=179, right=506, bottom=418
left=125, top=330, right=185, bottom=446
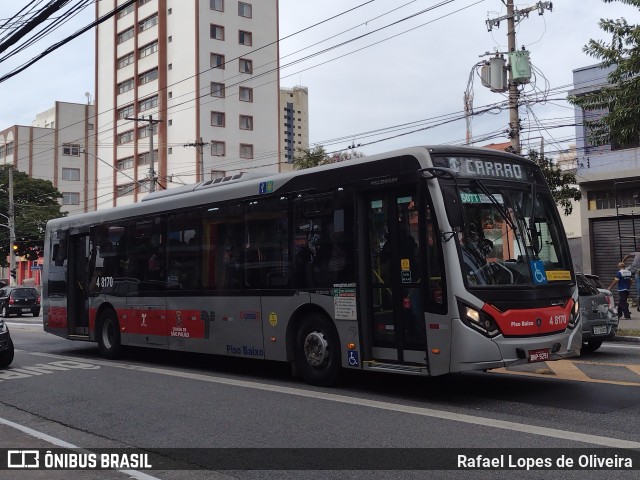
left=294, top=313, right=341, bottom=386
left=97, top=309, right=122, bottom=359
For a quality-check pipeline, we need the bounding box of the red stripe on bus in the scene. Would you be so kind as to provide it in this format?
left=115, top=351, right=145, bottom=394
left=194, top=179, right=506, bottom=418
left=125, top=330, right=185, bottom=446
left=484, top=300, right=572, bottom=336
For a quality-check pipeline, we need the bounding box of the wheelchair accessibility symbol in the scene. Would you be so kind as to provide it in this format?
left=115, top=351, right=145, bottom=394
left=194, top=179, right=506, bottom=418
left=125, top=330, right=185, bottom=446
left=347, top=350, right=359, bottom=367
left=530, top=260, right=548, bottom=285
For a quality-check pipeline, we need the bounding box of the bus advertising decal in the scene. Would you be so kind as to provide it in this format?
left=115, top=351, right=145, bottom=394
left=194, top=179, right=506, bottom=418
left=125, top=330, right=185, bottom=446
left=240, top=311, right=261, bottom=321
left=47, top=306, right=67, bottom=329
left=169, top=310, right=205, bottom=339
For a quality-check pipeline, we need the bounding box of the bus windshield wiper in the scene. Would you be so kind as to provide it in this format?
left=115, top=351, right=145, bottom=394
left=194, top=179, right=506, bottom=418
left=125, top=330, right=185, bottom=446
left=472, top=179, right=517, bottom=233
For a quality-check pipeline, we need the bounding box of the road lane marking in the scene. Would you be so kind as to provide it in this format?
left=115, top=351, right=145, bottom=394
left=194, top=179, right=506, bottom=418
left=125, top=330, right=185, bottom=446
left=0, top=416, right=161, bottom=480
left=22, top=350, right=640, bottom=450
left=546, top=360, right=590, bottom=381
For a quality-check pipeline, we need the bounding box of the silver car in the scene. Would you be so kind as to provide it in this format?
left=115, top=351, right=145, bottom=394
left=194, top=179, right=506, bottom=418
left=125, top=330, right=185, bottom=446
left=577, top=273, right=618, bottom=353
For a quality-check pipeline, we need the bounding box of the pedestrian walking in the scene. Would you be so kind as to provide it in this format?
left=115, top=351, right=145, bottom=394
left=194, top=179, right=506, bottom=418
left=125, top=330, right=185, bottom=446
left=621, top=251, right=640, bottom=311
left=608, top=262, right=633, bottom=319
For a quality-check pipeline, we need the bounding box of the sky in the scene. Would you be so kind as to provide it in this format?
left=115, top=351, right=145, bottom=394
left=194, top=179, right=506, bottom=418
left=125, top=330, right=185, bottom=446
left=0, top=0, right=636, bottom=160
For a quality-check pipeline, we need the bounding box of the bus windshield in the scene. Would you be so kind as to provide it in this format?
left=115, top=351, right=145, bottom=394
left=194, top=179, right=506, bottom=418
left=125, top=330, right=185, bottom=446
left=456, top=182, right=572, bottom=287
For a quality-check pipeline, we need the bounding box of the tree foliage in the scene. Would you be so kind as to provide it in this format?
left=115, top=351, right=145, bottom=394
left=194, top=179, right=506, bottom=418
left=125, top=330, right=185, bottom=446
left=293, top=146, right=365, bottom=170
left=0, top=165, right=66, bottom=267
left=528, top=150, right=581, bottom=216
left=567, top=0, right=640, bottom=146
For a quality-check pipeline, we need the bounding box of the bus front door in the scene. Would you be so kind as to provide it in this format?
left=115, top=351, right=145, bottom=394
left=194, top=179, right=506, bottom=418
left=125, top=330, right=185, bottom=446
left=367, top=190, right=428, bottom=365
left=67, top=234, right=90, bottom=337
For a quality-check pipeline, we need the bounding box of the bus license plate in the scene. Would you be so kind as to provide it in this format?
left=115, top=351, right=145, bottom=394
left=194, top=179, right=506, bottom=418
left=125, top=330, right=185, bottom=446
left=528, top=348, right=550, bottom=363
left=593, top=325, right=608, bottom=335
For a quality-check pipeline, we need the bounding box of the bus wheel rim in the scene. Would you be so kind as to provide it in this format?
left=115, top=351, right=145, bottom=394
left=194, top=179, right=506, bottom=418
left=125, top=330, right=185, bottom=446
left=103, top=320, right=113, bottom=349
left=303, top=330, right=329, bottom=368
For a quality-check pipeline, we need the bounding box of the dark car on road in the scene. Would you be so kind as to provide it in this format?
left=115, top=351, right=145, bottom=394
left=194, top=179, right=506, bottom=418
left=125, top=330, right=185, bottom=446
left=0, top=318, right=14, bottom=367
left=0, top=286, right=41, bottom=317
left=577, top=273, right=618, bottom=353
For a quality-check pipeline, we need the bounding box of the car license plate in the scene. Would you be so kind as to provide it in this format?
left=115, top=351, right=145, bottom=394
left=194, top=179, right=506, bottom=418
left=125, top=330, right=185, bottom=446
left=21, top=308, right=31, bottom=312
left=593, top=325, right=608, bottom=335
left=528, top=348, right=550, bottom=363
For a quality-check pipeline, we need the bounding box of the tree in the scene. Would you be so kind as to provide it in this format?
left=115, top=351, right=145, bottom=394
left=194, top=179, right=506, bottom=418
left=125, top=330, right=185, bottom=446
left=0, top=165, right=66, bottom=267
left=567, top=0, right=640, bottom=147
left=293, top=146, right=365, bottom=170
left=528, top=150, right=581, bottom=216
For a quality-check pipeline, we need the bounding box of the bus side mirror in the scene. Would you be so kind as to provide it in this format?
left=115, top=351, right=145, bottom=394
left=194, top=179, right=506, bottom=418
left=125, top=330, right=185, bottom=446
left=442, top=186, right=464, bottom=229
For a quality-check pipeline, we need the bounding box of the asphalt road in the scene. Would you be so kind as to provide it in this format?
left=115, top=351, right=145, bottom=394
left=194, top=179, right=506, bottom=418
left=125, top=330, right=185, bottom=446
left=1, top=321, right=640, bottom=480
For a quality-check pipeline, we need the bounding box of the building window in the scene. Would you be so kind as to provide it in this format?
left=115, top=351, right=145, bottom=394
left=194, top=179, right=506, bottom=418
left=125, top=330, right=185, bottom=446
left=118, top=130, right=134, bottom=144
left=117, top=104, right=134, bottom=119
left=239, top=58, right=252, bottom=74
left=239, top=30, right=252, bottom=46
left=211, top=0, right=223, bottom=11
left=138, top=41, right=158, bottom=59
left=62, top=168, right=80, bottom=181
left=117, top=27, right=134, bottom=44
left=211, top=170, right=226, bottom=180
left=138, top=0, right=152, bottom=6
left=118, top=78, right=134, bottom=94
left=210, top=24, right=224, bottom=40
left=138, top=123, right=158, bottom=139
left=139, top=13, right=158, bottom=33
left=117, top=156, right=134, bottom=170
left=138, top=95, right=158, bottom=112
left=116, top=183, right=136, bottom=197
left=240, top=143, right=253, bottom=159
left=211, top=82, right=225, bottom=98
left=239, top=115, right=253, bottom=130
left=117, top=3, right=135, bottom=18
left=211, top=53, right=225, bottom=69
left=62, top=192, right=80, bottom=205
left=138, top=150, right=157, bottom=166
left=138, top=68, right=158, bottom=86
left=5, top=142, right=13, bottom=156
left=239, top=86, right=253, bottom=102
left=0, top=146, right=4, bottom=158
left=211, top=111, right=225, bottom=127
left=117, top=52, right=134, bottom=69
left=62, top=144, right=80, bottom=156
left=211, top=141, right=225, bottom=156
left=238, top=2, right=252, bottom=18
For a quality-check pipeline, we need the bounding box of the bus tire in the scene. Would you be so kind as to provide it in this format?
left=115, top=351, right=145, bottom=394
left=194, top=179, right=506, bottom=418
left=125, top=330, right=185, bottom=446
left=294, top=313, right=341, bottom=386
left=97, top=309, right=122, bottom=359
left=0, top=338, right=14, bottom=368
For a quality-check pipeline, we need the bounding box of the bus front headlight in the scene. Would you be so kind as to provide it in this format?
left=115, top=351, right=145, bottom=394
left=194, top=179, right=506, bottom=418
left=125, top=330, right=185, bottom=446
left=458, top=300, right=500, bottom=338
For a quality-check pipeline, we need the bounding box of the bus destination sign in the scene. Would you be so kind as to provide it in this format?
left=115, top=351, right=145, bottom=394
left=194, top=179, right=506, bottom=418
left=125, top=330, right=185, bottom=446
left=435, top=156, right=528, bottom=182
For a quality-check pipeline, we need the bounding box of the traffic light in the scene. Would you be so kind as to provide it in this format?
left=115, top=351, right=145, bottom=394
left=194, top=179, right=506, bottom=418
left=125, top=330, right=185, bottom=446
left=10, top=269, right=16, bottom=279
left=12, top=243, right=18, bottom=252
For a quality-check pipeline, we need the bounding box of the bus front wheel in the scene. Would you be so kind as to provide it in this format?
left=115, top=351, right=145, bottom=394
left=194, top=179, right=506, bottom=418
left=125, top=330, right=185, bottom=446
left=294, top=313, right=341, bottom=386
left=97, top=309, right=122, bottom=359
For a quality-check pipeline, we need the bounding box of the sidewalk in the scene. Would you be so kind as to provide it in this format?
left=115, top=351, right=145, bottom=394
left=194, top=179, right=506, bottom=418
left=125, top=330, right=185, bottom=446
left=614, top=317, right=640, bottom=343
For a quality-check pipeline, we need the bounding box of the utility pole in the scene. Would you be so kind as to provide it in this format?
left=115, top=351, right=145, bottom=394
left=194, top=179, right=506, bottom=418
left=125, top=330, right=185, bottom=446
left=506, top=0, right=519, bottom=154
left=8, top=166, right=16, bottom=285
left=184, top=137, right=209, bottom=182
left=126, top=115, right=162, bottom=192
left=484, top=0, right=553, bottom=155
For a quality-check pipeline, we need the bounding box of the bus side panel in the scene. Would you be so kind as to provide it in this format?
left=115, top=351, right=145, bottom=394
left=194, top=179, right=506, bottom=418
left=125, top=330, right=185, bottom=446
left=450, top=319, right=504, bottom=371
left=261, top=292, right=310, bottom=362
left=209, top=294, right=265, bottom=358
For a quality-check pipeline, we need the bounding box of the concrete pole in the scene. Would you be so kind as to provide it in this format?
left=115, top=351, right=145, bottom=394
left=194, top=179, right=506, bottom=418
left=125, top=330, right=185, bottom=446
left=507, top=0, right=520, bottom=154
left=9, top=166, right=16, bottom=285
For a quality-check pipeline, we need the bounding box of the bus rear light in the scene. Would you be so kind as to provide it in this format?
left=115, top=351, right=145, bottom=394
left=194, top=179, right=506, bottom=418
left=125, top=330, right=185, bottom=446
left=457, top=299, right=500, bottom=338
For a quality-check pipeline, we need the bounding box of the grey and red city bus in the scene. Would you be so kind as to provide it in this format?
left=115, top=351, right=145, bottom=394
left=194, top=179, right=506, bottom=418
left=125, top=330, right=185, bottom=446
left=43, top=145, right=581, bottom=385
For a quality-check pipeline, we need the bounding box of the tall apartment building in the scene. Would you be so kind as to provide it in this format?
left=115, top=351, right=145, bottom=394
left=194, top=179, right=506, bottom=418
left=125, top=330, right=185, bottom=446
left=96, top=0, right=280, bottom=206
left=0, top=101, right=97, bottom=216
left=570, top=63, right=640, bottom=281
left=280, top=86, right=309, bottom=171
